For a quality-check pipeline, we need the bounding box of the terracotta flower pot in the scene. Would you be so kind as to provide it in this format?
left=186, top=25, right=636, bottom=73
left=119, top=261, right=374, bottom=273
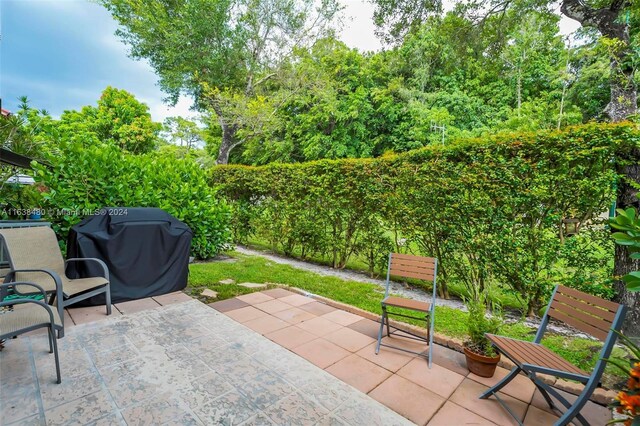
left=464, top=346, right=500, bottom=378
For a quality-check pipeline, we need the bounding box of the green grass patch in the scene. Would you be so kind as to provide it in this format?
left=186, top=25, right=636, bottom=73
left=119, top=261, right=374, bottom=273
left=243, top=238, right=529, bottom=312
left=189, top=252, right=627, bottom=388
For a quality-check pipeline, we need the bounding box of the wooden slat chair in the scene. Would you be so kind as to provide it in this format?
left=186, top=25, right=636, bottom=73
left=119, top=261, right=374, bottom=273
left=0, top=227, right=111, bottom=338
left=375, top=253, right=438, bottom=368
left=480, top=285, right=627, bottom=426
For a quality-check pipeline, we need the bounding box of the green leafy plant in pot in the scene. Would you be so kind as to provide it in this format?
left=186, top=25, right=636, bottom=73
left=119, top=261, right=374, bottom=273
left=463, top=291, right=502, bottom=377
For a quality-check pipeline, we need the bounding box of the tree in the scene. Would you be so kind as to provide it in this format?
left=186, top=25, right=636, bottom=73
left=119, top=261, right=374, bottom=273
left=162, top=117, right=205, bottom=150
left=372, top=0, right=442, bottom=44
left=100, top=0, right=341, bottom=164
left=56, top=87, right=161, bottom=154
left=371, top=0, right=640, bottom=335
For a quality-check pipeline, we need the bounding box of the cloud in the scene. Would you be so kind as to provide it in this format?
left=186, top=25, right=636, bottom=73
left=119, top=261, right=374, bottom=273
left=145, top=95, right=197, bottom=123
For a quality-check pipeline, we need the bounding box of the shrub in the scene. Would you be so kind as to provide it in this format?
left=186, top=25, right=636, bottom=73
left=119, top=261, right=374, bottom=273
left=211, top=123, right=639, bottom=314
left=33, top=140, right=231, bottom=259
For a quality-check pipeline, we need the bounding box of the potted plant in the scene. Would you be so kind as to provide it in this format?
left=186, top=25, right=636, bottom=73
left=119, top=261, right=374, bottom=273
left=463, top=292, right=502, bottom=377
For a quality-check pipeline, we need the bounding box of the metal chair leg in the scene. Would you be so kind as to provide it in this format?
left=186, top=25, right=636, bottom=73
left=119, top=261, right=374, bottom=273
left=47, top=327, right=54, bottom=353
left=376, top=308, right=385, bottom=355
left=105, top=284, right=112, bottom=315
left=50, top=324, right=61, bottom=384
left=384, top=307, right=391, bottom=337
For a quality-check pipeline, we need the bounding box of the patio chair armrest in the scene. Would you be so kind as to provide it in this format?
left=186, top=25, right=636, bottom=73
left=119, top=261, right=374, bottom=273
left=0, top=281, right=48, bottom=300
left=3, top=268, right=63, bottom=288
left=65, top=258, right=109, bottom=281
left=0, top=297, right=59, bottom=332
left=2, top=268, right=64, bottom=302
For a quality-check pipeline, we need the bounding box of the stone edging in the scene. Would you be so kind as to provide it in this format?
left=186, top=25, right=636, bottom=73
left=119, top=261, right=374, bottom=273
left=283, top=285, right=618, bottom=406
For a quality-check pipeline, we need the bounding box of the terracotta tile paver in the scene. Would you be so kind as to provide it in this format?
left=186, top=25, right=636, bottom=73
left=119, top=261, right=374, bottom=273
left=261, top=288, right=297, bottom=298
left=379, top=334, right=428, bottom=355
left=292, top=338, right=351, bottom=368
left=272, top=306, right=316, bottom=324
left=326, top=354, right=393, bottom=393
left=115, top=297, right=161, bottom=314
left=208, top=297, right=250, bottom=312
left=323, top=327, right=376, bottom=352
left=243, top=315, right=291, bottom=334
left=450, top=379, right=528, bottom=426
left=370, top=374, right=446, bottom=425
left=279, top=293, right=315, bottom=306
left=347, top=318, right=381, bottom=339
left=224, top=305, right=268, bottom=323
left=67, top=305, right=119, bottom=325
left=253, top=298, right=292, bottom=314
left=297, top=316, right=344, bottom=336
left=397, top=357, right=465, bottom=398
left=356, top=343, right=414, bottom=372
left=152, top=291, right=193, bottom=305
left=523, top=405, right=560, bottom=426
left=321, top=309, right=363, bottom=326
left=432, top=345, right=469, bottom=376
left=63, top=309, right=76, bottom=327
left=530, top=388, right=612, bottom=425
left=265, top=325, right=318, bottom=349
left=468, top=366, right=536, bottom=403
left=299, top=301, right=337, bottom=316
left=428, top=401, right=495, bottom=425
left=236, top=292, right=274, bottom=304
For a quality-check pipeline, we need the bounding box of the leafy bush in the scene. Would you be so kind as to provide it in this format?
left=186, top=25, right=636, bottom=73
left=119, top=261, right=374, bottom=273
left=33, top=140, right=231, bottom=259
left=211, top=123, right=639, bottom=314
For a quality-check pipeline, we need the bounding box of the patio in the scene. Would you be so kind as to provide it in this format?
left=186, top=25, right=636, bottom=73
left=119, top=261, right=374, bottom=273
left=1, top=289, right=612, bottom=425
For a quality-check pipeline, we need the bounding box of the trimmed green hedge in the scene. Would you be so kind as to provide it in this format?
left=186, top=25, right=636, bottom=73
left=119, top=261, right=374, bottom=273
left=33, top=141, right=231, bottom=259
left=211, top=123, right=639, bottom=314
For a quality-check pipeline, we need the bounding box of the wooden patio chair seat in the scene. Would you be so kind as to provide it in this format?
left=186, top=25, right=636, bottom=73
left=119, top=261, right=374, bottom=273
left=383, top=296, right=431, bottom=313
left=375, top=253, right=438, bottom=368
left=480, top=285, right=627, bottom=426
left=485, top=334, right=588, bottom=379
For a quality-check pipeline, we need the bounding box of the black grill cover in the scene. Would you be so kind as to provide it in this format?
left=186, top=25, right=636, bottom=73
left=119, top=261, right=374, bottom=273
left=66, top=207, right=192, bottom=305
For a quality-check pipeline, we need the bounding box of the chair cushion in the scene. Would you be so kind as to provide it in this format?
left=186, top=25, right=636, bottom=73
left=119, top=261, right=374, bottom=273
left=486, top=334, right=588, bottom=378
left=0, top=303, right=62, bottom=338
left=382, top=296, right=431, bottom=313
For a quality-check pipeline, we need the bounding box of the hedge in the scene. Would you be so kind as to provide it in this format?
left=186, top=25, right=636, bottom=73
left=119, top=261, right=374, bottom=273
left=210, top=123, right=640, bottom=314
left=33, top=141, right=231, bottom=259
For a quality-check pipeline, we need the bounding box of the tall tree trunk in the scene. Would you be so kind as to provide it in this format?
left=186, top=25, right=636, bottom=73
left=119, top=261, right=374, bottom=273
left=602, top=17, right=640, bottom=338
left=215, top=124, right=237, bottom=165
left=561, top=0, right=639, bottom=337
left=211, top=98, right=240, bottom=165
left=614, top=154, right=640, bottom=338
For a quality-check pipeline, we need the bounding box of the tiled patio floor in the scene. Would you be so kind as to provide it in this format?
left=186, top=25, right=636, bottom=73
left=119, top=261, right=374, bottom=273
left=211, top=289, right=614, bottom=426
left=1, top=293, right=410, bottom=425
left=1, top=290, right=613, bottom=425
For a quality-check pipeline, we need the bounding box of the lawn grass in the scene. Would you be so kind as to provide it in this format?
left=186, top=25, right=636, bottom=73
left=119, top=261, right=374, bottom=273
left=243, top=237, right=528, bottom=312
left=189, top=251, right=627, bottom=388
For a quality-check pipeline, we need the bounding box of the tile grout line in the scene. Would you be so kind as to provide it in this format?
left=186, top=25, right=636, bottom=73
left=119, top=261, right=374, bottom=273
left=85, top=343, right=126, bottom=423
left=26, top=337, right=47, bottom=425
